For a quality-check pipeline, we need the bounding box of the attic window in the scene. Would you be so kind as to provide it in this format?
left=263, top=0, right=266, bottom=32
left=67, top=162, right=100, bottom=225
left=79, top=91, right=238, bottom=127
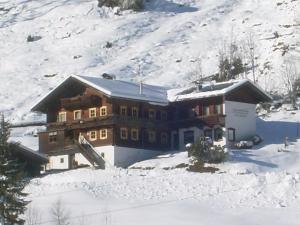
left=132, top=107, right=139, bottom=118
left=214, top=105, right=222, bottom=115
left=100, top=106, right=107, bottom=116
left=120, top=106, right=127, bottom=116
left=89, top=108, right=97, bottom=118
left=58, top=112, right=66, bottom=122
left=149, top=109, right=155, bottom=119
left=203, top=106, right=210, bottom=116
left=74, top=110, right=82, bottom=120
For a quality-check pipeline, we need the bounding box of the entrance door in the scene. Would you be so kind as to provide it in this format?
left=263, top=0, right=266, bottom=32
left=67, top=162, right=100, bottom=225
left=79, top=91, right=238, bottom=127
left=184, top=130, right=194, bottom=145
left=172, top=133, right=179, bottom=150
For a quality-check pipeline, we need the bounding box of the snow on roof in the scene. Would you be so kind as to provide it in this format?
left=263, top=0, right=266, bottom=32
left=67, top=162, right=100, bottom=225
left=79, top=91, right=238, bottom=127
left=168, top=79, right=272, bottom=102
left=32, top=76, right=271, bottom=113
left=74, top=75, right=169, bottom=104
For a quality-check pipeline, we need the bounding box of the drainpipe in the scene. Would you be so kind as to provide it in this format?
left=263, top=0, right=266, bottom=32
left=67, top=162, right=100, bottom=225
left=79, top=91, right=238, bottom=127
left=140, top=81, right=143, bottom=95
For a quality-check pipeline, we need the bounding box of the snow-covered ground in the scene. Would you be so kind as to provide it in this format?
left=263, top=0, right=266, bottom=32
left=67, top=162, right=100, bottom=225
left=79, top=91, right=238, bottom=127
left=24, top=109, right=300, bottom=225
left=0, top=0, right=299, bottom=122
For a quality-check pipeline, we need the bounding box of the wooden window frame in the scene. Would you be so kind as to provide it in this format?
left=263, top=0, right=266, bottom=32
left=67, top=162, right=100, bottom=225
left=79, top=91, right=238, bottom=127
left=132, top=107, right=139, bottom=118
left=148, top=130, right=156, bottom=143
left=149, top=109, right=156, bottom=120
left=227, top=128, right=236, bottom=142
left=120, top=128, right=128, bottom=140
left=73, top=110, right=82, bottom=120
left=89, top=130, right=97, bottom=141
left=100, top=106, right=107, bottom=116
left=161, top=132, right=168, bottom=145
left=214, top=104, right=222, bottom=115
left=131, top=128, right=139, bottom=141
left=58, top=112, right=67, bottom=122
left=100, top=129, right=107, bottom=140
left=120, top=106, right=127, bottom=116
left=89, top=108, right=97, bottom=118
left=203, top=106, right=210, bottom=116
left=49, top=131, right=57, bottom=143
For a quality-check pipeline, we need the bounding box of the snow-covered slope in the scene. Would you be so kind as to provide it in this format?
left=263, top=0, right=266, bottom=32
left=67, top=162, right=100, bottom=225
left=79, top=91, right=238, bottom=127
left=0, top=0, right=299, bottom=121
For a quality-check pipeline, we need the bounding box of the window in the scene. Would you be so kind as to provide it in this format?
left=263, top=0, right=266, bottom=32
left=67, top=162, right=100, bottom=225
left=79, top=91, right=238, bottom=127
left=162, top=112, right=168, bottom=121
left=74, top=110, right=82, bottom=120
left=214, top=127, right=223, bottom=141
left=120, top=128, right=128, bottom=140
left=156, top=111, right=161, bottom=120
left=228, top=128, right=235, bottom=142
left=100, top=106, right=107, bottom=116
left=184, top=130, right=194, bottom=145
left=204, top=129, right=212, bottom=139
left=132, top=107, right=139, bottom=118
left=58, top=112, right=66, bottom=122
left=89, top=131, right=97, bottom=141
left=148, top=131, right=156, bottom=143
left=100, top=129, right=107, bottom=140
left=161, top=133, right=168, bottom=145
left=49, top=131, right=57, bottom=143
left=149, top=109, right=155, bottom=119
left=89, top=108, right=97, bottom=118
left=203, top=106, right=210, bottom=116
left=214, top=105, right=222, bottom=115
left=131, top=128, right=139, bottom=141
left=60, top=158, right=64, bottom=163
left=120, top=106, right=127, bottom=116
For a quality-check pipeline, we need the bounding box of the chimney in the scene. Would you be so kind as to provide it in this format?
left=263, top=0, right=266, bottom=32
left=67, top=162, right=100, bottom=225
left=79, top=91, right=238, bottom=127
left=139, top=81, right=143, bottom=95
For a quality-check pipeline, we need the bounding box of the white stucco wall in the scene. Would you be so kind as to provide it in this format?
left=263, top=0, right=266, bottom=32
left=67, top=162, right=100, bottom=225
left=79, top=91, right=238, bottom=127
left=75, top=153, right=92, bottom=167
left=114, top=146, right=164, bottom=168
left=224, top=100, right=256, bottom=141
left=95, top=146, right=115, bottom=166
left=48, top=155, right=69, bottom=170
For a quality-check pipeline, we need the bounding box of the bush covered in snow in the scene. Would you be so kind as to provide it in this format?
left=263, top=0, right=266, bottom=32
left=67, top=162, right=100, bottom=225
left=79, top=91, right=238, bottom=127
left=187, top=137, right=227, bottom=163
left=97, top=0, right=144, bottom=11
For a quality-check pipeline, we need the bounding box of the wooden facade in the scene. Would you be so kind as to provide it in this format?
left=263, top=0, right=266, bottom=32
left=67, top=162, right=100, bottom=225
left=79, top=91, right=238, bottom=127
left=33, top=76, right=271, bottom=157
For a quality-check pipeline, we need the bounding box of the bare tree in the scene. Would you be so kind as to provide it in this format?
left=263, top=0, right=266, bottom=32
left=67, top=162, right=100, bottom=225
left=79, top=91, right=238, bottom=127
left=282, top=60, right=300, bottom=109
left=25, top=205, right=42, bottom=225
left=50, top=199, right=70, bottom=225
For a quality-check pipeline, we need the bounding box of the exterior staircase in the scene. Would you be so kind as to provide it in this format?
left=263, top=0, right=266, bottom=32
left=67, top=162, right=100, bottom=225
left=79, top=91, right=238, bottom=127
left=76, top=136, right=106, bottom=169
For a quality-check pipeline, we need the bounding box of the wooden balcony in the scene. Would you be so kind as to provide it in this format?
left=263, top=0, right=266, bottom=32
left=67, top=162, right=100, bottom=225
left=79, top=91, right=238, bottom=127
left=169, top=114, right=226, bottom=129
left=60, top=95, right=101, bottom=109
left=47, top=114, right=169, bottom=131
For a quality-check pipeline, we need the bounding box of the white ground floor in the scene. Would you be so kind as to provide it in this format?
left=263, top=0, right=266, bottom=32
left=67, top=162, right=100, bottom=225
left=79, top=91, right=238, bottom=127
left=45, top=146, right=165, bottom=170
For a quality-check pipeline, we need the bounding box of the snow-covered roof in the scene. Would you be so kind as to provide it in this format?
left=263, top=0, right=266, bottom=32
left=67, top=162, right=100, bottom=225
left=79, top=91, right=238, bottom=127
left=31, top=75, right=170, bottom=112
left=74, top=75, right=169, bottom=104
left=32, top=76, right=272, bottom=113
left=168, top=79, right=272, bottom=102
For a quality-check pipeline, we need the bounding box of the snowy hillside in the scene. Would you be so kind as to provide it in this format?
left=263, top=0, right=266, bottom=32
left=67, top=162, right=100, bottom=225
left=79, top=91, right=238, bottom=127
left=0, top=0, right=299, bottom=121
left=25, top=110, right=300, bottom=225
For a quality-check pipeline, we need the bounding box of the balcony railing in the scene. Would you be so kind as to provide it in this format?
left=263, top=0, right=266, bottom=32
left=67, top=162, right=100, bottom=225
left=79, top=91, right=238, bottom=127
left=47, top=114, right=169, bottom=130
